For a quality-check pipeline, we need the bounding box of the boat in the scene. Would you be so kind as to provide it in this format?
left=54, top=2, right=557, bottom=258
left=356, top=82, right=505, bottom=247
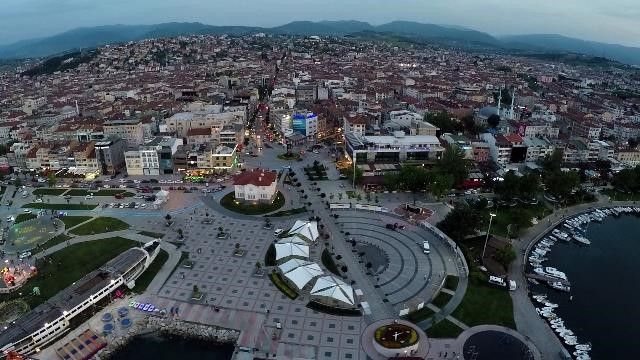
left=576, top=344, right=592, bottom=351
left=549, top=281, right=571, bottom=292
left=573, top=235, right=591, bottom=245
left=545, top=267, right=568, bottom=281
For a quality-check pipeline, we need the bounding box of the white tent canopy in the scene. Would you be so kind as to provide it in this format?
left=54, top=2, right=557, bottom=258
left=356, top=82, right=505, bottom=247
left=279, top=259, right=324, bottom=289
left=310, top=276, right=356, bottom=306
left=288, top=220, right=319, bottom=242
left=277, top=236, right=308, bottom=245
left=275, top=241, right=310, bottom=261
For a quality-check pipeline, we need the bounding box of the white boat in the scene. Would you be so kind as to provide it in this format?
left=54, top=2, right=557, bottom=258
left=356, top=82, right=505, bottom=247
left=576, top=344, right=592, bottom=351
left=573, top=235, right=591, bottom=245
left=545, top=267, right=568, bottom=281
left=548, top=281, right=571, bottom=292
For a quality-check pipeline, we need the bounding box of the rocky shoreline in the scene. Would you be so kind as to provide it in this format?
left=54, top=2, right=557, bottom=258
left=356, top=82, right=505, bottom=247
left=93, top=316, right=240, bottom=359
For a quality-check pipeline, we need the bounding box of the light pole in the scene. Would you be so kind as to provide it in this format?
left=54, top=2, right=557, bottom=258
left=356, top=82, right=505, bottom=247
left=481, top=212, right=497, bottom=262
left=352, top=149, right=357, bottom=190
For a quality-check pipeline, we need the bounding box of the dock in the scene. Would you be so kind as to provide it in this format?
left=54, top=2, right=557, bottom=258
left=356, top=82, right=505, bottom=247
left=525, top=273, right=571, bottom=287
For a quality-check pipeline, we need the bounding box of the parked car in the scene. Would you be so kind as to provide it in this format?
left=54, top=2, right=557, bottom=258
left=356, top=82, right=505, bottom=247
left=18, top=251, right=31, bottom=259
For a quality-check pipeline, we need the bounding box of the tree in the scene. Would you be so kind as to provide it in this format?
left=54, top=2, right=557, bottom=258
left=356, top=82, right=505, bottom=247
left=437, top=205, right=482, bottom=243
left=629, top=137, right=639, bottom=149
left=437, top=147, right=470, bottom=186
left=47, top=174, right=56, bottom=187
left=495, top=171, right=520, bottom=199
left=345, top=166, right=363, bottom=186
left=14, top=178, right=22, bottom=188
left=487, top=114, right=501, bottom=128
left=398, top=165, right=430, bottom=204
left=545, top=170, right=580, bottom=199
left=430, top=172, right=454, bottom=200
left=519, top=173, right=542, bottom=199
left=177, top=228, right=183, bottom=238
left=425, top=111, right=462, bottom=134
left=383, top=173, right=400, bottom=190
left=494, top=245, right=517, bottom=268
left=165, top=214, right=172, bottom=221
left=541, top=149, right=563, bottom=174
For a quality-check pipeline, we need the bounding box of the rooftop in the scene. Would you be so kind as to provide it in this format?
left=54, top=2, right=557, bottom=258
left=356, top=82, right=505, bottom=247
left=233, top=168, right=277, bottom=186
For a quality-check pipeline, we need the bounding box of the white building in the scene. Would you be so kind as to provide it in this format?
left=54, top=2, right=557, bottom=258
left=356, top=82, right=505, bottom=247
left=233, top=168, right=278, bottom=203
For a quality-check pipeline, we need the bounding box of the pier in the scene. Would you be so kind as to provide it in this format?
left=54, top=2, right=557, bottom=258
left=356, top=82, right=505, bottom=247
left=525, top=273, right=571, bottom=287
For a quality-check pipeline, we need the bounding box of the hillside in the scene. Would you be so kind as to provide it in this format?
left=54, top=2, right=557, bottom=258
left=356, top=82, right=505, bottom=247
left=501, top=34, right=640, bottom=66
left=1, top=20, right=639, bottom=65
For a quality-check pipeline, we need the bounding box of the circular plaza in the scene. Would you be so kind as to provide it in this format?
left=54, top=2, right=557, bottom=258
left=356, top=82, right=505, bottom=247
left=3, top=217, right=63, bottom=254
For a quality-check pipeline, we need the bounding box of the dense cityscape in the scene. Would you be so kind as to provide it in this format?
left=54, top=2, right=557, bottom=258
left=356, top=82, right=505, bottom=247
left=0, top=26, right=639, bottom=360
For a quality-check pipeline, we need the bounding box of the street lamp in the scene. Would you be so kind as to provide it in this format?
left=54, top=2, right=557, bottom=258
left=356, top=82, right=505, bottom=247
left=481, top=213, right=497, bottom=261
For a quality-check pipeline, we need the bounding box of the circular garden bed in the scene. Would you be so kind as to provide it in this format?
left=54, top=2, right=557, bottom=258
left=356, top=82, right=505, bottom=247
left=220, top=192, right=285, bottom=215
left=374, top=323, right=419, bottom=349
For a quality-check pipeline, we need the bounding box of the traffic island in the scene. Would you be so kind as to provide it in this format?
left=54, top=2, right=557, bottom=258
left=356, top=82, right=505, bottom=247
left=219, top=191, right=285, bottom=215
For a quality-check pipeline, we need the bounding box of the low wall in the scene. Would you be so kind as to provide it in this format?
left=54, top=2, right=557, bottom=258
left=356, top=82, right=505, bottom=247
left=93, top=316, right=239, bottom=359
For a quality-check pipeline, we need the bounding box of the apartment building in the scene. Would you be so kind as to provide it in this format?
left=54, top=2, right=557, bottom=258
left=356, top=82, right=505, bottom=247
left=95, top=138, right=127, bottom=175
left=103, top=119, right=144, bottom=147
left=125, top=137, right=182, bottom=175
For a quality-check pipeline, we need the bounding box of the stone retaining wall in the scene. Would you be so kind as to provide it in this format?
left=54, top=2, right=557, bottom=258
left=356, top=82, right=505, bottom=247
left=93, top=316, right=240, bottom=359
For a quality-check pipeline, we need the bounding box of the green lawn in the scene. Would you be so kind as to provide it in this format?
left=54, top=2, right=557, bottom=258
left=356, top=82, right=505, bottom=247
left=405, top=306, right=435, bottom=324
left=444, top=275, right=459, bottom=291
left=265, top=244, right=276, bottom=266
left=32, top=188, right=67, bottom=196
left=70, top=217, right=129, bottom=235
left=269, top=272, right=299, bottom=299
left=602, top=189, right=640, bottom=201
left=138, top=231, right=166, bottom=238
left=425, top=319, right=464, bottom=338
left=451, top=281, right=516, bottom=329
left=131, top=250, right=169, bottom=293
left=220, top=192, right=285, bottom=215
left=321, top=249, right=340, bottom=276
left=22, top=203, right=97, bottom=210
left=65, top=189, right=134, bottom=197
left=277, top=152, right=300, bottom=160
left=60, top=216, right=92, bottom=228
left=432, top=291, right=453, bottom=308
left=488, top=203, right=552, bottom=237
left=0, top=237, right=137, bottom=308
left=41, top=234, right=72, bottom=251
left=14, top=213, right=36, bottom=224
left=266, top=207, right=307, bottom=217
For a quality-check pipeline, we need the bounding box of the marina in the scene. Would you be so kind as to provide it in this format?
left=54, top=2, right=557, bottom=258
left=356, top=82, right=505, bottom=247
left=527, top=206, right=640, bottom=360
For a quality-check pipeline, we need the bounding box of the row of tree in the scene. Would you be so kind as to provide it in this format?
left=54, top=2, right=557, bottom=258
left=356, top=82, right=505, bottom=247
left=612, top=165, right=640, bottom=193
left=383, top=147, right=470, bottom=203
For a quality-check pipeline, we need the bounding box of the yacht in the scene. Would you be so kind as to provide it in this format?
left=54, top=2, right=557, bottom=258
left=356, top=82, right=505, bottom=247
left=548, top=281, right=571, bottom=292
left=545, top=267, right=568, bottom=281
left=573, top=235, right=591, bottom=245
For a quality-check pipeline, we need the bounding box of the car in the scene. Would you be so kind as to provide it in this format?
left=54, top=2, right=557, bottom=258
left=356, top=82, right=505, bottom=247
left=4, top=201, right=11, bottom=206
left=18, top=251, right=31, bottom=259
left=34, top=198, right=43, bottom=203
left=103, top=184, right=111, bottom=188
left=159, top=180, right=167, bottom=184
left=133, top=180, right=141, bottom=184
left=85, top=194, right=94, bottom=200
left=282, top=165, right=291, bottom=169
left=274, top=228, right=284, bottom=235
left=109, top=203, right=116, bottom=208
left=6, top=216, right=14, bottom=222
left=135, top=203, right=140, bottom=209
left=313, top=150, right=319, bottom=154
left=119, top=185, right=127, bottom=189
left=134, top=194, right=144, bottom=199
left=422, top=241, right=430, bottom=254
left=119, top=179, right=126, bottom=183
left=23, top=209, right=32, bottom=214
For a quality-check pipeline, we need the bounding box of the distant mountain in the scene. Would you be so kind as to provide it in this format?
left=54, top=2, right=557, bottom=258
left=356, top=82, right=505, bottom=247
left=0, top=22, right=260, bottom=59
left=1, top=20, right=639, bottom=65
left=501, top=34, right=640, bottom=65
left=375, top=21, right=500, bottom=46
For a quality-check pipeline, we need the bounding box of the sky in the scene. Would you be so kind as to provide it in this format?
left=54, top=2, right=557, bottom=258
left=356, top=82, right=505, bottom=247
left=2, top=0, right=640, bottom=47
